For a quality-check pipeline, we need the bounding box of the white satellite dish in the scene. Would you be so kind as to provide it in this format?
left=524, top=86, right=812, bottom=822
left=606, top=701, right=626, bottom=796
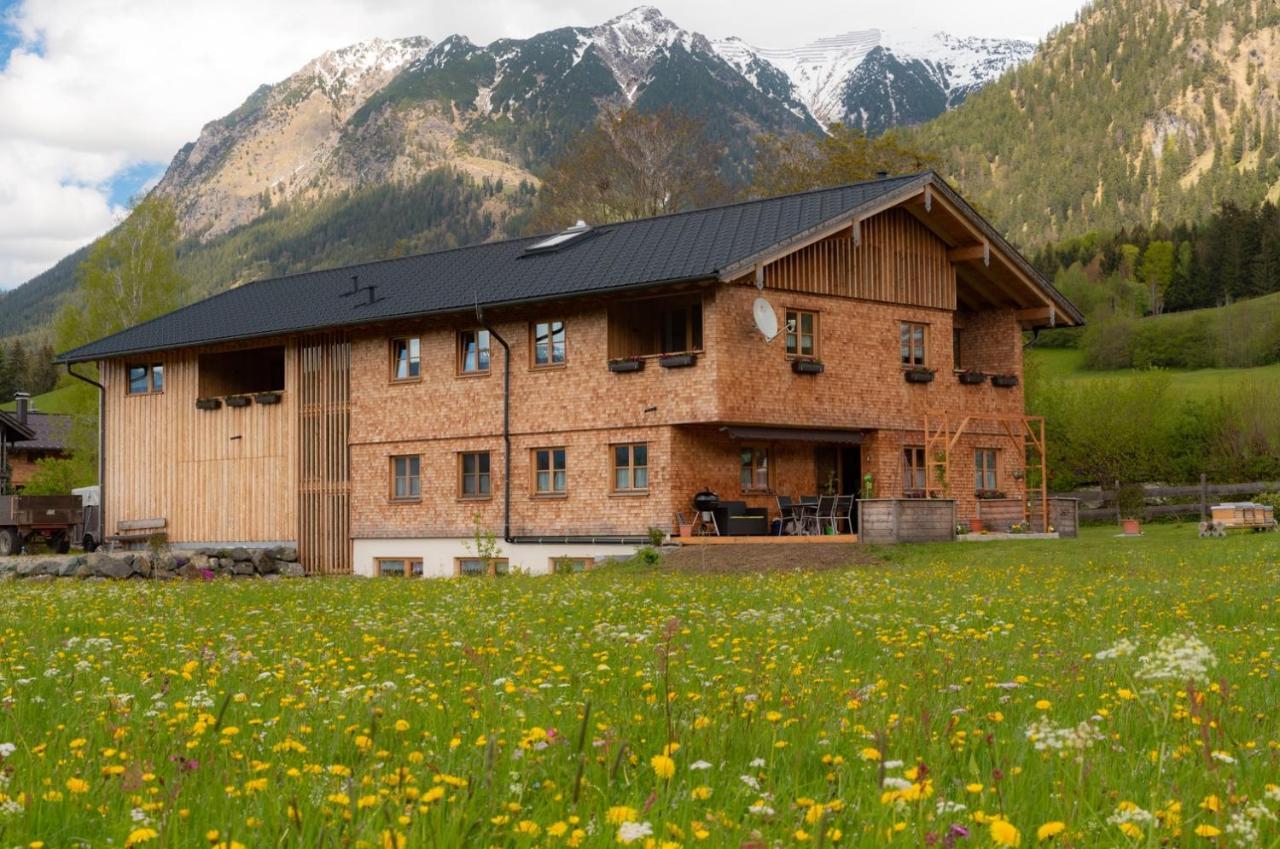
left=753, top=297, right=779, bottom=342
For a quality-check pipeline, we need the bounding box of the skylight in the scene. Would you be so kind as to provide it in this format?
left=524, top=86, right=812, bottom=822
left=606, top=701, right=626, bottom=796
left=524, top=220, right=592, bottom=254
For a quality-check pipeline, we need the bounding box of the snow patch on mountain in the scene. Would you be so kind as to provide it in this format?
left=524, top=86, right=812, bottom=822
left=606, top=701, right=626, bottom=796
left=587, top=6, right=697, bottom=103
left=307, top=37, right=431, bottom=103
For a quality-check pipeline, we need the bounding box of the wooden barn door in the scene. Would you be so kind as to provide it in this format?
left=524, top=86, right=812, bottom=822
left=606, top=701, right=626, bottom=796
left=298, top=333, right=351, bottom=574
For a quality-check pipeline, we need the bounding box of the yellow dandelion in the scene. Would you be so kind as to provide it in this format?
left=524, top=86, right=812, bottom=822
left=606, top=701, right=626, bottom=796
left=1036, top=822, right=1065, bottom=841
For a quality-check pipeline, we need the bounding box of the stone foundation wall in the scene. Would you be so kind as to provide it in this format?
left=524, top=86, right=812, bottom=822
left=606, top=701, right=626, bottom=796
left=0, top=546, right=306, bottom=581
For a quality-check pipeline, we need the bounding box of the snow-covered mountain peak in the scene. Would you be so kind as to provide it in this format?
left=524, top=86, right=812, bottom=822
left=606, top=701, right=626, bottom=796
left=305, top=37, right=431, bottom=101
left=588, top=6, right=696, bottom=102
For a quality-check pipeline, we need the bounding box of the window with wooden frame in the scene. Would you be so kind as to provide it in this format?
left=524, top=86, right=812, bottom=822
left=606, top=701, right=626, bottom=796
left=785, top=309, right=818, bottom=357
left=375, top=558, right=423, bottom=577
left=390, top=337, right=421, bottom=382
left=390, top=455, right=421, bottom=501
left=458, top=451, right=491, bottom=499
left=531, top=320, right=566, bottom=368
left=902, top=446, right=927, bottom=497
left=127, top=363, right=164, bottom=395
left=612, top=442, right=649, bottom=493
left=900, top=322, right=927, bottom=367
left=455, top=557, right=510, bottom=577
left=738, top=445, right=771, bottom=492
left=532, top=447, right=567, bottom=495
left=458, top=329, right=491, bottom=374
left=975, top=448, right=998, bottom=494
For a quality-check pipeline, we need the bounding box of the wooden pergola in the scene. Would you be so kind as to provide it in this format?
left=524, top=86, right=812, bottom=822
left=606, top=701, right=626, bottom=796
left=923, top=412, right=1049, bottom=531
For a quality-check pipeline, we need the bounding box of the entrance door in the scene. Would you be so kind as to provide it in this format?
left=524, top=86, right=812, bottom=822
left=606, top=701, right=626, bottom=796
left=814, top=445, right=862, bottom=531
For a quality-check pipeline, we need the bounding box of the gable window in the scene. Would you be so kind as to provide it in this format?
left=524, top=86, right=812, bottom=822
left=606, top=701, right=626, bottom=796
left=975, top=448, right=998, bottom=493
left=376, top=558, right=423, bottom=577
left=900, top=322, right=927, bottom=367
left=739, top=445, right=771, bottom=492
left=456, top=557, right=510, bottom=577
left=532, top=321, right=566, bottom=367
left=127, top=363, right=164, bottom=395
left=903, top=446, right=927, bottom=497
left=390, top=455, right=421, bottom=501
left=459, top=451, right=491, bottom=499
left=458, top=329, right=491, bottom=374
left=533, top=447, right=567, bottom=495
left=391, top=337, right=421, bottom=382
left=612, top=443, right=649, bottom=493
left=785, top=310, right=818, bottom=357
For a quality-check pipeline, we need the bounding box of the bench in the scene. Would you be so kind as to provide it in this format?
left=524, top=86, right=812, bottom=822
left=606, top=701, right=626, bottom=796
left=107, top=518, right=167, bottom=549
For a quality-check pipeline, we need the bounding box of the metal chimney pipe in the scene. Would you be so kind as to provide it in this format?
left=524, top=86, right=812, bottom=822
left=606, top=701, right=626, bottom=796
left=14, top=392, right=29, bottom=426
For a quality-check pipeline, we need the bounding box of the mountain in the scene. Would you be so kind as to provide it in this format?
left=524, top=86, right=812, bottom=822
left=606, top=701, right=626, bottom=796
left=914, top=0, right=1280, bottom=248
left=0, top=6, right=1029, bottom=338
left=712, top=29, right=1034, bottom=132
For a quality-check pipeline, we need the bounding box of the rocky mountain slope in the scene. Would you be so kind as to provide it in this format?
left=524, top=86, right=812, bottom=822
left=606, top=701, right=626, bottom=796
left=914, top=0, right=1280, bottom=247
left=0, top=6, right=1031, bottom=338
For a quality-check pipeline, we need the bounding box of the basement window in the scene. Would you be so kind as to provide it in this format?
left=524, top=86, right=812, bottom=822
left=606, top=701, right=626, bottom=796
left=198, top=346, right=285, bottom=397
left=607, top=295, right=703, bottom=358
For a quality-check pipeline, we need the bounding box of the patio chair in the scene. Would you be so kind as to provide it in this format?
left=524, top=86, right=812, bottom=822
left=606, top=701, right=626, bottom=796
left=804, top=495, right=836, bottom=535
left=776, top=496, right=799, bottom=535
left=830, top=495, right=855, bottom=534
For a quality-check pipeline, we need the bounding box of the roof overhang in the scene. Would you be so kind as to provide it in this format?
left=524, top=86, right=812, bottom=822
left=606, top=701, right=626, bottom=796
left=720, top=425, right=866, bottom=445
left=0, top=411, right=35, bottom=442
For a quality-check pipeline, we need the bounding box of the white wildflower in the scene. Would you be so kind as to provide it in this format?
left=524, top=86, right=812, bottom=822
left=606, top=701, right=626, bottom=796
left=1135, top=634, right=1216, bottom=682
left=748, top=757, right=766, bottom=768
left=0, top=743, right=14, bottom=759
left=882, top=777, right=914, bottom=791
left=1095, top=637, right=1138, bottom=660
left=748, top=802, right=775, bottom=816
left=739, top=774, right=760, bottom=790
left=689, top=760, right=712, bottom=771
left=616, top=821, right=652, bottom=844
left=883, top=759, right=904, bottom=769
left=936, top=799, right=968, bottom=814
left=1025, top=718, right=1104, bottom=752
left=1108, top=806, right=1155, bottom=827
left=1210, top=750, right=1236, bottom=764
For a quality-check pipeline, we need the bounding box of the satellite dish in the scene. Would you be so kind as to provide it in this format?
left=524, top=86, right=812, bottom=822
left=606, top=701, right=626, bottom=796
left=753, top=297, right=779, bottom=342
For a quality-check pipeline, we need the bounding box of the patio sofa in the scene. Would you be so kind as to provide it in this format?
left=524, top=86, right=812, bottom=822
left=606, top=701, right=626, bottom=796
left=712, top=501, right=770, bottom=536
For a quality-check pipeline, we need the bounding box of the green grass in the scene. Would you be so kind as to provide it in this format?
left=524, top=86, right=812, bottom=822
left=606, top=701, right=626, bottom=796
left=2, top=523, right=1279, bottom=847
left=0, top=382, right=93, bottom=415
left=1027, top=347, right=1280, bottom=398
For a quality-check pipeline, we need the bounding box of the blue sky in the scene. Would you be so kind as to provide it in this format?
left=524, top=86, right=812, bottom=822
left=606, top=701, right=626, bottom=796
left=0, top=0, right=20, bottom=70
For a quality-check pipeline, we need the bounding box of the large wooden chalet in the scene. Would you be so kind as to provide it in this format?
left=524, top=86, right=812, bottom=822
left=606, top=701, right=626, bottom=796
left=58, top=173, right=1083, bottom=575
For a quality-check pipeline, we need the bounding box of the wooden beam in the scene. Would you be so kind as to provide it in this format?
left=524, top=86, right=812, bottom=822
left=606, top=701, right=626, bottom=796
left=947, top=243, right=988, bottom=263
left=1016, top=306, right=1055, bottom=324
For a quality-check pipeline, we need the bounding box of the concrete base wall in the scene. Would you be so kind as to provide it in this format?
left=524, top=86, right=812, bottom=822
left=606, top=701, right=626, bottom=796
left=352, top=538, right=640, bottom=578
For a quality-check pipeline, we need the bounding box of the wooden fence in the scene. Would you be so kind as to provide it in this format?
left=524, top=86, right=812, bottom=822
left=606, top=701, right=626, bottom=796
left=1056, top=476, right=1280, bottom=523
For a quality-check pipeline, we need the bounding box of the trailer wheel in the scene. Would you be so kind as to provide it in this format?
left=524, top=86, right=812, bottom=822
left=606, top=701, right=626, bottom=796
left=0, top=528, right=17, bottom=557
left=83, top=534, right=98, bottom=553
left=52, top=533, right=71, bottom=555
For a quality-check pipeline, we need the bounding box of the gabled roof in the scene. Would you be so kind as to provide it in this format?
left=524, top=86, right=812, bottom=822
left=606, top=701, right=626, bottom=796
left=0, top=410, right=35, bottom=443
left=10, top=412, right=72, bottom=453
left=58, top=172, right=1082, bottom=363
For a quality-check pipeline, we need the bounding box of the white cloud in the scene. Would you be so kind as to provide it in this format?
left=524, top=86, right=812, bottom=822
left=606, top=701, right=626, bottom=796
left=0, top=0, right=1089, bottom=290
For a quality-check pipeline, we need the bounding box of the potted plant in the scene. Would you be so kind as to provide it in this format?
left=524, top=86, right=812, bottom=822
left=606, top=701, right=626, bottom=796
left=991, top=374, right=1019, bottom=388
left=195, top=398, right=222, bottom=411
left=225, top=395, right=251, bottom=408
left=968, top=517, right=985, bottom=533
left=608, top=356, right=645, bottom=373
left=904, top=367, right=935, bottom=384
left=1117, top=484, right=1144, bottom=535
left=791, top=358, right=824, bottom=374
left=1009, top=521, right=1029, bottom=534
left=659, top=352, right=696, bottom=369
left=958, top=369, right=986, bottom=385
left=254, top=391, right=282, bottom=405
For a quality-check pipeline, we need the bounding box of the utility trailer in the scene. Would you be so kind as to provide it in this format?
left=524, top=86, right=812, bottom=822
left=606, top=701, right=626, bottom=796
left=0, top=495, right=83, bottom=556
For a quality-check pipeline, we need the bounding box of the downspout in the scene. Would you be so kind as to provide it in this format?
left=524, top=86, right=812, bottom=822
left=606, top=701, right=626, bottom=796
left=474, top=307, right=513, bottom=543
left=66, top=363, right=106, bottom=543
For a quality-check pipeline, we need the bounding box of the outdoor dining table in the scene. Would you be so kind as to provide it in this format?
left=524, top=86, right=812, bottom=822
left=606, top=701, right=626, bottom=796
left=785, top=499, right=820, bottom=535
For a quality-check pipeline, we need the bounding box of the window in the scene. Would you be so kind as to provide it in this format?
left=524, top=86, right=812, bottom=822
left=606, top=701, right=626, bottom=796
left=903, top=447, right=927, bottom=497
left=376, top=558, right=423, bottom=577
left=533, top=448, right=567, bottom=495
left=391, top=337, right=421, bottom=382
left=127, top=363, right=164, bottom=395
left=198, top=346, right=285, bottom=396
left=900, top=322, right=927, bottom=367
left=458, top=329, right=491, bottom=374
left=459, top=451, right=491, bottom=499
left=551, top=556, right=593, bottom=573
left=390, top=455, right=421, bottom=501
left=607, top=296, right=703, bottom=358
left=785, top=310, right=818, bottom=357
left=531, top=321, right=566, bottom=367
left=975, top=449, right=998, bottom=493
left=661, top=303, right=702, bottom=353
left=455, top=557, right=510, bottom=577
left=739, top=445, right=771, bottom=492
left=612, top=443, right=649, bottom=493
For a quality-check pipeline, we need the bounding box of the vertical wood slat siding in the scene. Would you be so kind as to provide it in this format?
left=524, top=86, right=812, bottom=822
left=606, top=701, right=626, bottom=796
left=102, top=348, right=298, bottom=543
left=297, top=332, right=351, bottom=575
left=764, top=208, right=956, bottom=310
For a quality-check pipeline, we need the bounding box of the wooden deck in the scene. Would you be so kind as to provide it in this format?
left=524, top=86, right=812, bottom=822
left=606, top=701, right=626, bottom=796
left=675, top=534, right=858, bottom=545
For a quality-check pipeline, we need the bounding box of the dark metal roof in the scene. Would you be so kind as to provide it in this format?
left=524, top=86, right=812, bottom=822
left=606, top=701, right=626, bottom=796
left=11, top=412, right=72, bottom=453
left=0, top=411, right=35, bottom=442
left=57, top=172, right=1080, bottom=363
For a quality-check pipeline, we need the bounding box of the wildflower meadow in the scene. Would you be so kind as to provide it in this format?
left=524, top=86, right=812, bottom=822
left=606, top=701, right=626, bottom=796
left=1, top=524, right=1279, bottom=848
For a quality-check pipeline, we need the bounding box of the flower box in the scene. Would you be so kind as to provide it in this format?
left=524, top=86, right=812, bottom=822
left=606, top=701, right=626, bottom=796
left=195, top=398, right=222, bottom=411
left=608, top=358, right=645, bottom=373
left=791, top=359, right=824, bottom=375
left=658, top=352, right=696, bottom=369
left=958, top=370, right=986, bottom=385
left=254, top=392, right=282, bottom=405
left=991, top=374, right=1019, bottom=388
left=225, top=395, right=252, bottom=408
left=904, top=368, right=935, bottom=384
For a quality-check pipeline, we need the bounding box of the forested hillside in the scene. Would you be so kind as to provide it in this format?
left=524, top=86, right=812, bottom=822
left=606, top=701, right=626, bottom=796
left=916, top=0, right=1280, bottom=247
